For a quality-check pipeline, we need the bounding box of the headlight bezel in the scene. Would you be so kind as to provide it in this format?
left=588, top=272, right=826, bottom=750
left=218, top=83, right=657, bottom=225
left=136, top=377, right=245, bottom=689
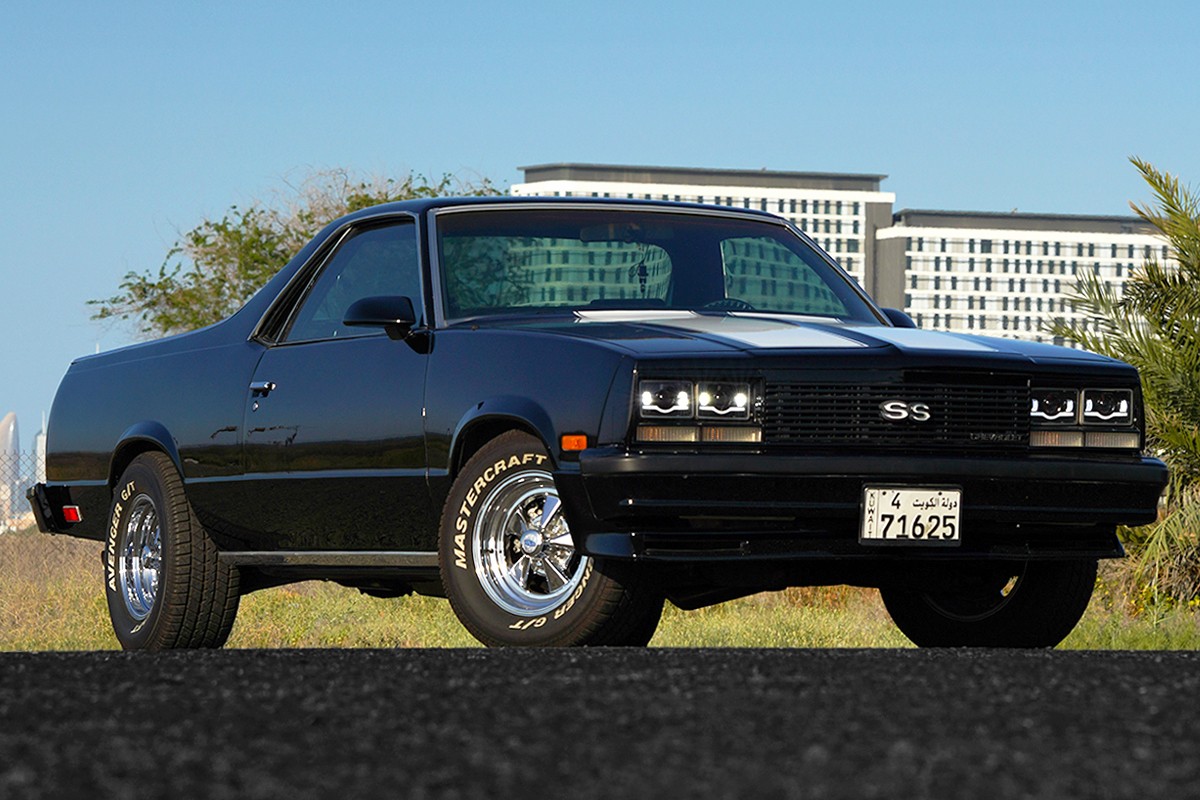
left=634, top=376, right=762, bottom=444
left=1081, top=388, right=1134, bottom=426
left=1029, top=385, right=1141, bottom=451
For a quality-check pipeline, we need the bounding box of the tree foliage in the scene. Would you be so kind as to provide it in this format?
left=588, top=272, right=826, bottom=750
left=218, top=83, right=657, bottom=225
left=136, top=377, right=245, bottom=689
left=1047, top=158, right=1200, bottom=604
left=90, top=169, right=500, bottom=338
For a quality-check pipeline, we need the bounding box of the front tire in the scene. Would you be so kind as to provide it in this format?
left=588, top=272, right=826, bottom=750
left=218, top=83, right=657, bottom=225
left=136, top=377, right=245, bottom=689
left=880, top=559, right=1097, bottom=648
left=439, top=431, right=662, bottom=647
left=104, top=452, right=240, bottom=650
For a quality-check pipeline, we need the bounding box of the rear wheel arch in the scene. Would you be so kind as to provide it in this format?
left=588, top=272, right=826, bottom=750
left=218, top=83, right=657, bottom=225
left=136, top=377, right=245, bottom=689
left=109, top=422, right=182, bottom=489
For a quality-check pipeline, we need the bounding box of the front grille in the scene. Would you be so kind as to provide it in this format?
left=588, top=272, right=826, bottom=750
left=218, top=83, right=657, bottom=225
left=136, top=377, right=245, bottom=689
left=763, top=375, right=1030, bottom=450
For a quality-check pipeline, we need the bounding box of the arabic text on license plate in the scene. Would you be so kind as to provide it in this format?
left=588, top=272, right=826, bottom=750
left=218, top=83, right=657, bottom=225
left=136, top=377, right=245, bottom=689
left=860, top=486, right=961, bottom=546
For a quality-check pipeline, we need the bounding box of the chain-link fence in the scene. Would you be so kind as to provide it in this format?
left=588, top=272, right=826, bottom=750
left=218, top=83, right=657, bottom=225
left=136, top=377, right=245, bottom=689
left=1, top=451, right=41, bottom=533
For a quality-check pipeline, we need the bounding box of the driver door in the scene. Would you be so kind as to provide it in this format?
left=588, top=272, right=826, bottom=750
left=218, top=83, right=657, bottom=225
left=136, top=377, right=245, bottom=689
left=237, top=217, right=434, bottom=550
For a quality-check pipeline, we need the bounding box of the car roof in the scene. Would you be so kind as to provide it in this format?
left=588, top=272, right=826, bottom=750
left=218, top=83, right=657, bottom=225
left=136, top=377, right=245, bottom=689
left=335, top=194, right=786, bottom=224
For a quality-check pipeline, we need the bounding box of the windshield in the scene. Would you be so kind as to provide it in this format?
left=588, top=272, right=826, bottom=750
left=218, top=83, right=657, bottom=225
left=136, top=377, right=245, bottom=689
left=435, top=207, right=881, bottom=323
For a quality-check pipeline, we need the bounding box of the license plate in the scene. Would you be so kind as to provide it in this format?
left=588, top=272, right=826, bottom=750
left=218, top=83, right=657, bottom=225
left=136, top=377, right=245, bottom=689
left=860, top=486, right=961, bottom=546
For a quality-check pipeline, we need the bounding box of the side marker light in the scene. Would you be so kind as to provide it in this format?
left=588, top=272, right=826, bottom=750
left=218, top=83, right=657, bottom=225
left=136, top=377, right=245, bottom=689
left=561, top=434, right=588, bottom=451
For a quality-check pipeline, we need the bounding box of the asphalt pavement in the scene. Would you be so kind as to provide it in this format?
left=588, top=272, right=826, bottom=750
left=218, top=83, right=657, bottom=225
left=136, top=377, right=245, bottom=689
left=0, top=648, right=1197, bottom=799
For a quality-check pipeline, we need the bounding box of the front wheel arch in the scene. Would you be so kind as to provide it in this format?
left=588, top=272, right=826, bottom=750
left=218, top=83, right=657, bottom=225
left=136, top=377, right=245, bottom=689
left=449, top=406, right=557, bottom=479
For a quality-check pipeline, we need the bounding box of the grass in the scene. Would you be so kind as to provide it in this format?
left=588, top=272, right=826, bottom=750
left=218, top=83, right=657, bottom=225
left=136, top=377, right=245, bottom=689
left=2, top=527, right=1198, bottom=651
left=0, top=527, right=114, bottom=651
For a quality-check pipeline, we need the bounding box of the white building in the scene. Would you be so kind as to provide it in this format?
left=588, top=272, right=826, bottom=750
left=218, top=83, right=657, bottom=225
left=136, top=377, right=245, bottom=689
left=512, top=163, right=896, bottom=294
left=876, top=210, right=1170, bottom=344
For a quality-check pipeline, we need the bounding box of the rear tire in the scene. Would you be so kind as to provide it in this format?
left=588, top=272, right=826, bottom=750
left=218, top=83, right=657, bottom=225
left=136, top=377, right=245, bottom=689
left=880, top=559, right=1097, bottom=648
left=439, top=431, right=662, bottom=647
left=104, top=452, right=240, bottom=650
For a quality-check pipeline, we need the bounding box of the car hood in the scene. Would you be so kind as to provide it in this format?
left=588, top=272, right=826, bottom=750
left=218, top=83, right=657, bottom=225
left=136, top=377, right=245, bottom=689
left=483, top=310, right=1125, bottom=368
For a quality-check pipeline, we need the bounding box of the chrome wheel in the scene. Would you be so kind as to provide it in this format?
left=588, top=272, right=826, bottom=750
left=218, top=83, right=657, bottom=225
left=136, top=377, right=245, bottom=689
left=117, top=494, right=162, bottom=621
left=472, top=469, right=589, bottom=617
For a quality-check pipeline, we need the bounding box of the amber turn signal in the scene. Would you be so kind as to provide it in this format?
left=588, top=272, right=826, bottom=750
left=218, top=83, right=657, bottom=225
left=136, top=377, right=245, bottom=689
left=561, top=434, right=588, bottom=451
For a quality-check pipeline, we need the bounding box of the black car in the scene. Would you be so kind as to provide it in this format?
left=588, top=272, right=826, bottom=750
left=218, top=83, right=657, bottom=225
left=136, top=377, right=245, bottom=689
left=30, top=197, right=1167, bottom=649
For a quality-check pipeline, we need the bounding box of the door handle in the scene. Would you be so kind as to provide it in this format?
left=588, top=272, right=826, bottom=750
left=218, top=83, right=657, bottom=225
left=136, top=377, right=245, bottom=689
left=250, top=381, right=276, bottom=397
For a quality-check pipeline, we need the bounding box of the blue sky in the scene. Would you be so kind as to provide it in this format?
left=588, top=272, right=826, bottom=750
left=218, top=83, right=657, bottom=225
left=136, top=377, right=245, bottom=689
left=2, top=1, right=1199, bottom=444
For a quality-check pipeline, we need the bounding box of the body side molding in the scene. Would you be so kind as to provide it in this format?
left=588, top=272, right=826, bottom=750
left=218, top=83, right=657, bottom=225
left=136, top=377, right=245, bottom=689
left=218, top=550, right=440, bottom=568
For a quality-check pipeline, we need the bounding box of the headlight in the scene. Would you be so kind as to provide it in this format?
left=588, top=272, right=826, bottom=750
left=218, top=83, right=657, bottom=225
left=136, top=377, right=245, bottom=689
left=639, top=381, right=692, bottom=417
left=1030, top=389, right=1077, bottom=424
left=1082, top=389, right=1133, bottom=425
left=697, top=382, right=751, bottom=420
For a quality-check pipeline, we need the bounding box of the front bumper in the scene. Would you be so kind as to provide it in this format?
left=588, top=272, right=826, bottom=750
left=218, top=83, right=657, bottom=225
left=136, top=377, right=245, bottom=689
left=554, top=449, right=1168, bottom=561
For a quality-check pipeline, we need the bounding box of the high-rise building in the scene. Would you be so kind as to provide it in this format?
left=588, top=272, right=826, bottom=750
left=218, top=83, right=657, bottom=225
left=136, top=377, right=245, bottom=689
left=0, top=412, right=15, bottom=455
left=0, top=412, right=17, bottom=526
left=34, top=414, right=46, bottom=484
left=513, top=163, right=1168, bottom=345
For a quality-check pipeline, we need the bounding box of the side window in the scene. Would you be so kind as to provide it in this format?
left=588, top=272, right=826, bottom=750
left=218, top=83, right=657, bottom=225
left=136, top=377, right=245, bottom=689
left=285, top=221, right=420, bottom=343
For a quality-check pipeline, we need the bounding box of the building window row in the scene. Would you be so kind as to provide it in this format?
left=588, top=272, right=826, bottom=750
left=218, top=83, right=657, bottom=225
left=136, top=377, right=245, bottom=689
left=908, top=293, right=1075, bottom=313
left=909, top=275, right=1079, bottom=293
left=907, top=255, right=1138, bottom=278
left=906, top=236, right=1170, bottom=261
left=553, top=190, right=866, bottom=220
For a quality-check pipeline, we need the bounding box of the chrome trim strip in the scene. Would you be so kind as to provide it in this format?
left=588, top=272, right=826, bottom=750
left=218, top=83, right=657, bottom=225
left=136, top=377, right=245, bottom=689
left=218, top=550, right=439, bottom=568
left=426, top=210, right=448, bottom=327
left=187, top=468, right=427, bottom=484
left=432, top=199, right=787, bottom=219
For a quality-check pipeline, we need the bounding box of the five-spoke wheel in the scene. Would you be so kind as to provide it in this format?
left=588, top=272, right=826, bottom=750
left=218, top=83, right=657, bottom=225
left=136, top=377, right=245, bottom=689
left=473, top=471, right=588, bottom=616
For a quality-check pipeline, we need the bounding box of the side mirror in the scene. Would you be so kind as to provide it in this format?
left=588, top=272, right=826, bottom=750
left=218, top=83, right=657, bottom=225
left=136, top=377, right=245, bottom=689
left=343, top=295, right=417, bottom=340
left=882, top=308, right=917, bottom=329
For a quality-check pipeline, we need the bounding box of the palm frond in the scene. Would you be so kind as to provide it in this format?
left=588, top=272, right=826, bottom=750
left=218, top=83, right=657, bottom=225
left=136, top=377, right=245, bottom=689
left=1051, top=159, right=1200, bottom=606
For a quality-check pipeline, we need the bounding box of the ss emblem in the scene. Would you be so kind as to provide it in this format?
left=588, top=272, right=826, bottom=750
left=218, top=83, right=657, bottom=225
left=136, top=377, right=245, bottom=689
left=879, top=400, right=931, bottom=422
